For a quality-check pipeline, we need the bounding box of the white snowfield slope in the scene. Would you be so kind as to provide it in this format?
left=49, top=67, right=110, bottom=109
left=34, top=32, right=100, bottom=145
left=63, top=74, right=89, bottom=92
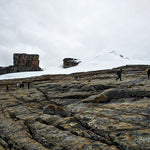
left=0, top=52, right=149, bottom=80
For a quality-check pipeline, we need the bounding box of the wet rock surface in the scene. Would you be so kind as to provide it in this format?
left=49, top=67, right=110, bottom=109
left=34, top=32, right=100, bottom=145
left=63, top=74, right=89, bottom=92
left=0, top=65, right=150, bottom=150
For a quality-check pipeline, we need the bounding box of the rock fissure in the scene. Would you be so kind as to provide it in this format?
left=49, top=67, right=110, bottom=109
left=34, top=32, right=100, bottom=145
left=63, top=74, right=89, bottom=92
left=74, top=117, right=123, bottom=150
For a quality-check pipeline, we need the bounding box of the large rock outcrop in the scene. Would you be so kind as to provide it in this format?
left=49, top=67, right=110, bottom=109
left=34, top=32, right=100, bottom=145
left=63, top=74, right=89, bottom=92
left=0, top=53, right=42, bottom=75
left=63, top=58, right=81, bottom=68
left=0, top=65, right=150, bottom=150
left=13, top=53, right=40, bottom=68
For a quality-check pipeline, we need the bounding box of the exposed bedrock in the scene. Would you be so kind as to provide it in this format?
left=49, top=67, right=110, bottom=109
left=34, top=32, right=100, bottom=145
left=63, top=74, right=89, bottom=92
left=0, top=65, right=150, bottom=150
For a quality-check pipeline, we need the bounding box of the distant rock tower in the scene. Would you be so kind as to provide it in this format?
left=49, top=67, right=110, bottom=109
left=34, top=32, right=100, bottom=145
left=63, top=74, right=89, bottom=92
left=13, top=53, right=42, bottom=72
left=0, top=53, right=42, bottom=75
left=13, top=53, right=40, bottom=67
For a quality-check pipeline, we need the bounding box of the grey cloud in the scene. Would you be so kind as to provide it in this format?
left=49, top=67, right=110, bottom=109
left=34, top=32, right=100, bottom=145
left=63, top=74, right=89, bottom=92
left=0, top=0, right=150, bottom=68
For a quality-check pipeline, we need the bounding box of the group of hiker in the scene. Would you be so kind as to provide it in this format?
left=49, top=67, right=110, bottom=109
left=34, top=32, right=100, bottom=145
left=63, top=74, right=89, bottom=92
left=5, top=68, right=150, bottom=91
left=6, top=81, right=30, bottom=92
left=116, top=68, right=150, bottom=81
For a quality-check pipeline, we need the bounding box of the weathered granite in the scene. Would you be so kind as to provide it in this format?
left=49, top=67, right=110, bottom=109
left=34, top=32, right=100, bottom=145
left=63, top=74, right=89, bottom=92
left=0, top=65, right=150, bottom=150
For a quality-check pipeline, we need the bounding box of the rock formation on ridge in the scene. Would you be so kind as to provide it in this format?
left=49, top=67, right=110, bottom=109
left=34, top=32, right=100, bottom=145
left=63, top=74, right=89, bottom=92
left=0, top=53, right=42, bottom=75
left=63, top=58, right=81, bottom=68
left=13, top=53, right=40, bottom=68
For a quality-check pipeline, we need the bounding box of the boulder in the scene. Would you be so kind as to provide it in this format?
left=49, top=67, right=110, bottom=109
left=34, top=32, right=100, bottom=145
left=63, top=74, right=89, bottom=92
left=82, top=93, right=108, bottom=103
left=63, top=58, right=81, bottom=68
left=43, top=104, right=69, bottom=117
left=82, top=88, right=150, bottom=103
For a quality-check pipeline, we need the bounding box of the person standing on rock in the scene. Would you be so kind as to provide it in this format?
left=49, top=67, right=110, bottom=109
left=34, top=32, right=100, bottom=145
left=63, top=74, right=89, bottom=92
left=116, top=68, right=122, bottom=81
left=19, top=82, right=22, bottom=88
left=16, top=83, right=20, bottom=89
left=19, top=81, right=24, bottom=89
left=6, top=85, right=10, bottom=92
left=146, top=68, right=150, bottom=79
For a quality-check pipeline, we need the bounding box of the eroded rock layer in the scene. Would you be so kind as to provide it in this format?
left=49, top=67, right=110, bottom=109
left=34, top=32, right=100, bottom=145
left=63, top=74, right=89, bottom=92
left=0, top=65, right=150, bottom=150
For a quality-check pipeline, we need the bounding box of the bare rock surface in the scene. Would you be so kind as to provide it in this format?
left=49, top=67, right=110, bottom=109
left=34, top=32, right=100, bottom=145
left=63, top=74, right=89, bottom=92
left=0, top=65, right=150, bottom=150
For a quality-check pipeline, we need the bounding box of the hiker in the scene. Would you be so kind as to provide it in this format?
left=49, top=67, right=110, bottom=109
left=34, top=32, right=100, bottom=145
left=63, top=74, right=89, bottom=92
left=20, top=81, right=24, bottom=89
left=19, top=82, right=22, bottom=88
left=74, top=76, right=78, bottom=80
left=16, top=83, right=20, bottom=89
left=116, top=68, right=122, bottom=81
left=6, top=85, right=9, bottom=92
left=146, top=68, right=150, bottom=79
left=22, top=82, right=24, bottom=89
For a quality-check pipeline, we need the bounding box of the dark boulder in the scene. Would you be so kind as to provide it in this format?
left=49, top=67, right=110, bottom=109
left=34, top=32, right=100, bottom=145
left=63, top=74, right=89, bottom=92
left=63, top=58, right=81, bottom=68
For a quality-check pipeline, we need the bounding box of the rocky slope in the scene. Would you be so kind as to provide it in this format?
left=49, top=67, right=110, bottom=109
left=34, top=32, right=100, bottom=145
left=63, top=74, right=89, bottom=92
left=0, top=65, right=150, bottom=150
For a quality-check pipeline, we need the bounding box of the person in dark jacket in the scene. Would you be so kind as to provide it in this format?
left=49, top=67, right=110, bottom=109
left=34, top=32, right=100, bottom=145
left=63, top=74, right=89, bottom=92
left=6, top=85, right=9, bottom=92
left=116, top=68, right=122, bottom=81
left=27, top=82, right=30, bottom=89
left=147, top=68, right=150, bottom=79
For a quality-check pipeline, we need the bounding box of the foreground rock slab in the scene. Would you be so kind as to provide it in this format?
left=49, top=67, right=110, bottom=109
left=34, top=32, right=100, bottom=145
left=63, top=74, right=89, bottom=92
left=0, top=65, right=150, bottom=150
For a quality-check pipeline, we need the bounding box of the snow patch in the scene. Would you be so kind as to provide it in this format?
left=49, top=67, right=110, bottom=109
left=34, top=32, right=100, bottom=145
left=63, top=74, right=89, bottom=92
left=0, top=51, right=149, bottom=80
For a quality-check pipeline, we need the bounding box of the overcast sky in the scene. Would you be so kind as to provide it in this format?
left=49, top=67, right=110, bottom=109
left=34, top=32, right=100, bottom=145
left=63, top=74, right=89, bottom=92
left=0, top=0, right=150, bottom=68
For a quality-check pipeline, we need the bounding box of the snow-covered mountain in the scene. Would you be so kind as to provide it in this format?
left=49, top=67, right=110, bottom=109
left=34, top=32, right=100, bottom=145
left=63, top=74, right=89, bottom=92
left=0, top=51, right=149, bottom=80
